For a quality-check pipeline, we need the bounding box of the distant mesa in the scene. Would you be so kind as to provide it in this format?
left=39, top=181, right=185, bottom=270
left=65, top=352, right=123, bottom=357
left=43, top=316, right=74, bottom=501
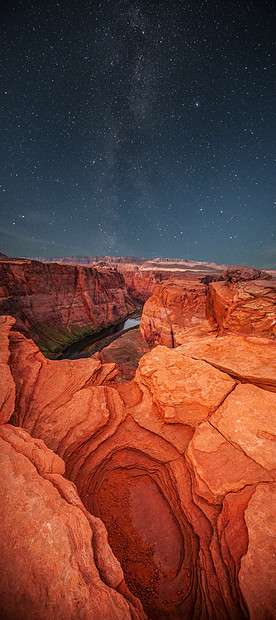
left=31, top=254, right=228, bottom=272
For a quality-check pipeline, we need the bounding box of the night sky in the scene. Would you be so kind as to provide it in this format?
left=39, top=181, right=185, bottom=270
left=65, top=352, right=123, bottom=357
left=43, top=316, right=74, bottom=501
left=1, top=0, right=275, bottom=268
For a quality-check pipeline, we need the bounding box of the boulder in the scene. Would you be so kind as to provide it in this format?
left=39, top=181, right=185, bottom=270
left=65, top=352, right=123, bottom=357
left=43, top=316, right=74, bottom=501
left=179, top=333, right=276, bottom=391
left=139, top=280, right=207, bottom=346
left=207, top=278, right=276, bottom=339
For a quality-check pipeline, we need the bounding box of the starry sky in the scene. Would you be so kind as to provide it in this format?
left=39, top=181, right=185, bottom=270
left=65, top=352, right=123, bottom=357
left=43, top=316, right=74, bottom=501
left=1, top=0, right=275, bottom=268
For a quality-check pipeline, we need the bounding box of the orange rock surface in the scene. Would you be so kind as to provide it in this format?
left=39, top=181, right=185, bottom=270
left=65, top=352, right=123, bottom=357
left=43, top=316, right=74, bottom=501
left=0, top=423, right=145, bottom=620
left=179, top=332, right=276, bottom=391
left=0, top=315, right=15, bottom=423
left=207, top=274, right=276, bottom=339
left=139, top=279, right=207, bottom=346
left=136, top=345, right=236, bottom=426
left=139, top=266, right=275, bottom=346
left=1, top=307, right=275, bottom=619
left=238, top=483, right=276, bottom=619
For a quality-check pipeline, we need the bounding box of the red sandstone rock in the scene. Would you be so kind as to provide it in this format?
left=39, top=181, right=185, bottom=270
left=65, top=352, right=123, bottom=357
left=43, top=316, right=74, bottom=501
left=186, top=420, right=271, bottom=503
left=0, top=259, right=137, bottom=355
left=173, top=317, right=218, bottom=347
left=210, top=383, right=276, bottom=475
left=9, top=330, right=123, bottom=458
left=120, top=264, right=217, bottom=303
left=1, top=316, right=276, bottom=619
left=207, top=277, right=276, bottom=339
left=238, top=483, right=276, bottom=619
left=0, top=316, right=15, bottom=423
left=179, top=333, right=276, bottom=391
left=136, top=345, right=236, bottom=426
left=0, top=425, right=145, bottom=619
left=139, top=279, right=207, bottom=346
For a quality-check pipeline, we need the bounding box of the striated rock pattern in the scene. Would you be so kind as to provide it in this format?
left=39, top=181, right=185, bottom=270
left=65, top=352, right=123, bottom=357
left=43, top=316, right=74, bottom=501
left=0, top=259, right=137, bottom=356
left=139, top=279, right=207, bottom=347
left=0, top=423, right=145, bottom=620
left=2, top=311, right=276, bottom=619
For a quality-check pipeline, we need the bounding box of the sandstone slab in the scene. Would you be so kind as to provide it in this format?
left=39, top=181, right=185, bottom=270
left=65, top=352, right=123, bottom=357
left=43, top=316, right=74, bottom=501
left=136, top=345, right=236, bottom=426
left=179, top=333, right=276, bottom=391
left=210, top=383, right=276, bottom=476
left=187, top=421, right=271, bottom=503
left=239, top=483, right=276, bottom=618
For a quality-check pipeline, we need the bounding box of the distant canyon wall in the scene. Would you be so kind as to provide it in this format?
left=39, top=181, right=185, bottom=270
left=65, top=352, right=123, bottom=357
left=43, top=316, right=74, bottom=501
left=0, top=259, right=137, bottom=356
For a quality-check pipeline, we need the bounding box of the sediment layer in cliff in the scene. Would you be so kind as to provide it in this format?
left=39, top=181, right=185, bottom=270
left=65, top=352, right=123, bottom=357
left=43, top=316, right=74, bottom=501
left=0, top=259, right=137, bottom=357
left=140, top=266, right=276, bottom=346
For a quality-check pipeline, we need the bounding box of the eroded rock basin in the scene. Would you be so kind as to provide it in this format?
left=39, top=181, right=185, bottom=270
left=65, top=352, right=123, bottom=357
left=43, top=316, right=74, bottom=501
left=1, top=270, right=276, bottom=620
left=87, top=453, right=190, bottom=619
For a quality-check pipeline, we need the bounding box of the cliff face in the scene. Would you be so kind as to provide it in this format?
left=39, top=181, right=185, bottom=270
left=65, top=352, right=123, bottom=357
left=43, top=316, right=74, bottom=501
left=140, top=267, right=276, bottom=346
left=207, top=275, right=276, bottom=339
left=31, top=255, right=226, bottom=303
left=139, top=279, right=208, bottom=346
left=1, top=309, right=276, bottom=619
left=0, top=259, right=137, bottom=356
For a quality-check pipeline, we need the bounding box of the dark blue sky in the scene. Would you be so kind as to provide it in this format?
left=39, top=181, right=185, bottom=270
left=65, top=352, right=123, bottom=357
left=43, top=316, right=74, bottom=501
left=1, top=0, right=275, bottom=268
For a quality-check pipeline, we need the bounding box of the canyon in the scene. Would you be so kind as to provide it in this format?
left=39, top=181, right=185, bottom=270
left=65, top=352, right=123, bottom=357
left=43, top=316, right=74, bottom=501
left=0, top=258, right=137, bottom=357
left=0, top=257, right=275, bottom=619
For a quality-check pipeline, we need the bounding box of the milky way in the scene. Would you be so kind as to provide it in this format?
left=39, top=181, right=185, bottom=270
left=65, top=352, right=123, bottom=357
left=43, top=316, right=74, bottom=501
left=0, top=0, right=275, bottom=267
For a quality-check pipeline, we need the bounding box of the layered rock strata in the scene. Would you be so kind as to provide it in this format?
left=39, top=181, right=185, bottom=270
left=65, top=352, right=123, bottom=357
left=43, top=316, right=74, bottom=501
left=2, top=312, right=275, bottom=619
left=0, top=259, right=137, bottom=356
left=140, top=268, right=276, bottom=346
left=32, top=255, right=226, bottom=303
left=0, top=423, right=146, bottom=620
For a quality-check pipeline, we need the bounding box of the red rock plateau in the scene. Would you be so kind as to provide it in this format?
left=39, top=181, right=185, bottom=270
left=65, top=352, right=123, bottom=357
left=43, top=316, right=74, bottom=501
left=0, top=259, right=276, bottom=619
left=0, top=258, right=137, bottom=357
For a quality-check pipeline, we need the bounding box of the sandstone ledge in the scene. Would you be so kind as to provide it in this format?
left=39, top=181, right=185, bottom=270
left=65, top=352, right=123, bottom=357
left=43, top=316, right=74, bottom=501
left=0, top=314, right=275, bottom=618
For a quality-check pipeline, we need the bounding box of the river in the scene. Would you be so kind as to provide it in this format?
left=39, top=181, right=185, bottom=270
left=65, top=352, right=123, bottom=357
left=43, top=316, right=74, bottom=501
left=59, top=316, right=141, bottom=360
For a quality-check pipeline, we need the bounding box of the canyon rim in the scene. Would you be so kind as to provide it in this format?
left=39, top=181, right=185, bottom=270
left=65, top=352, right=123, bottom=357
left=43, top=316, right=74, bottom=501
left=0, top=256, right=275, bottom=620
